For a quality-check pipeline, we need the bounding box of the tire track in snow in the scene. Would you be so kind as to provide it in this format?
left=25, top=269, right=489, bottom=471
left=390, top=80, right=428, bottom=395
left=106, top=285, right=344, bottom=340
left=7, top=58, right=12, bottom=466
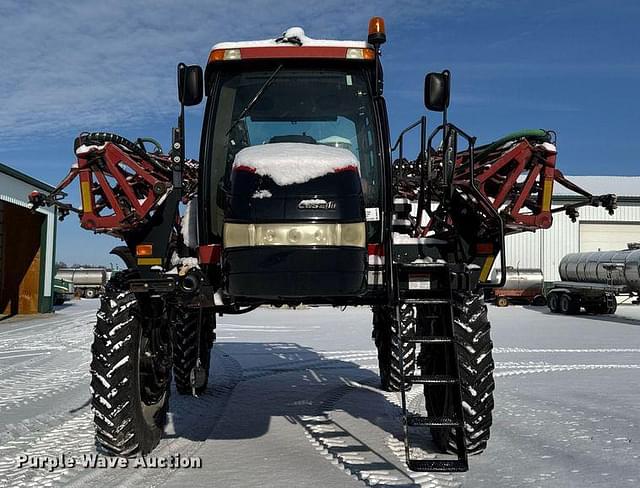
left=298, top=380, right=412, bottom=487
left=65, top=346, right=244, bottom=488
left=0, top=309, right=91, bottom=337
left=0, top=411, right=78, bottom=453
left=318, top=348, right=640, bottom=358
left=297, top=372, right=462, bottom=488
left=0, top=410, right=95, bottom=488
left=3, top=345, right=351, bottom=487
left=0, top=307, right=93, bottom=336
left=0, top=321, right=93, bottom=355
left=0, top=347, right=242, bottom=488
left=5, top=335, right=638, bottom=488
left=0, top=361, right=90, bottom=412
left=495, top=363, right=640, bottom=378
left=0, top=306, right=95, bottom=414
left=0, top=354, right=55, bottom=378
left=493, top=347, right=640, bottom=353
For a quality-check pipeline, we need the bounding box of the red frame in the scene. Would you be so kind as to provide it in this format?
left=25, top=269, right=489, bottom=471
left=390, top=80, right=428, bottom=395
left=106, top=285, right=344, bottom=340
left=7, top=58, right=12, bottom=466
left=69, top=144, right=171, bottom=233
left=453, top=139, right=557, bottom=232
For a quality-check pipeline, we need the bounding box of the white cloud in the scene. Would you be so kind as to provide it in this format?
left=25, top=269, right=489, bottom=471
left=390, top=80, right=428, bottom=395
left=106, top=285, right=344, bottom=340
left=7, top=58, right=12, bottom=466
left=0, top=0, right=488, bottom=145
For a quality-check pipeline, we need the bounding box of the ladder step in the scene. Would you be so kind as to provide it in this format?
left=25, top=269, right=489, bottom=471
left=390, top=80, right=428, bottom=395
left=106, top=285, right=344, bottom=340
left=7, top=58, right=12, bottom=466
left=393, top=199, right=412, bottom=213
left=407, top=336, right=454, bottom=344
left=402, top=298, right=450, bottom=305
left=398, top=262, right=448, bottom=269
left=405, top=415, right=461, bottom=427
left=407, top=459, right=468, bottom=473
left=407, top=374, right=458, bottom=385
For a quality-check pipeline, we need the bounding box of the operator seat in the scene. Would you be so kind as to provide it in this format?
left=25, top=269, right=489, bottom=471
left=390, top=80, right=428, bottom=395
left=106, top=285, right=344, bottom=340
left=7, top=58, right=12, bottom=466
left=268, top=134, right=317, bottom=144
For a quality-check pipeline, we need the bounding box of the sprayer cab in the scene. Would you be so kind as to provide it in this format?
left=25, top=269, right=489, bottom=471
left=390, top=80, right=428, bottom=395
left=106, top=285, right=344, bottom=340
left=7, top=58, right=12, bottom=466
left=196, top=25, right=387, bottom=302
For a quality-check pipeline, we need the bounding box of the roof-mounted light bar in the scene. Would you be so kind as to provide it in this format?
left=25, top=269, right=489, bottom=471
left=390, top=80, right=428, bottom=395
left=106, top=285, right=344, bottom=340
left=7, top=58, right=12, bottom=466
left=208, top=46, right=375, bottom=64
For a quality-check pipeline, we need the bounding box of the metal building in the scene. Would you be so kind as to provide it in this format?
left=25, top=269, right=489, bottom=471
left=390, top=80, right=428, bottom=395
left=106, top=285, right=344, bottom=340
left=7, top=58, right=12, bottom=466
left=0, top=163, right=57, bottom=315
left=504, top=176, right=640, bottom=283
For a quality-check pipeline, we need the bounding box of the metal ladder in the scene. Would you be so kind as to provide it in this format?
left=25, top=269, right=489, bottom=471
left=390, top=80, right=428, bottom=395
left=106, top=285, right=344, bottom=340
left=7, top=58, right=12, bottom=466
left=394, top=261, right=469, bottom=472
left=604, top=266, right=618, bottom=312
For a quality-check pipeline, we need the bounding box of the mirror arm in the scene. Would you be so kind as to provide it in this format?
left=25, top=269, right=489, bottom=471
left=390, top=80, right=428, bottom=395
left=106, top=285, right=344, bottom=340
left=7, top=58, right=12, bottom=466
left=441, top=104, right=448, bottom=142
left=440, top=70, right=450, bottom=139
left=170, top=122, right=184, bottom=196
left=373, top=49, right=380, bottom=97
left=371, top=42, right=383, bottom=98
left=171, top=64, right=188, bottom=196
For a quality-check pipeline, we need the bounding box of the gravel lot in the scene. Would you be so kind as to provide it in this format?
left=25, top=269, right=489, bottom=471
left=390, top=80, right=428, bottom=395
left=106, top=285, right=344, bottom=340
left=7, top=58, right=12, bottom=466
left=0, top=299, right=638, bottom=487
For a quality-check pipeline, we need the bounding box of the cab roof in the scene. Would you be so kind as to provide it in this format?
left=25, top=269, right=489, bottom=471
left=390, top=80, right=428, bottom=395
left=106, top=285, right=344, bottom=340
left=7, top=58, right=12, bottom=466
left=209, top=27, right=374, bottom=63
left=212, top=27, right=371, bottom=50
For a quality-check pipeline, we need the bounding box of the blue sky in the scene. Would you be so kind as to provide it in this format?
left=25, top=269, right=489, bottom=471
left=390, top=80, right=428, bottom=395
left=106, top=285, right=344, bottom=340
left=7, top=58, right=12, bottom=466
left=0, top=0, right=638, bottom=265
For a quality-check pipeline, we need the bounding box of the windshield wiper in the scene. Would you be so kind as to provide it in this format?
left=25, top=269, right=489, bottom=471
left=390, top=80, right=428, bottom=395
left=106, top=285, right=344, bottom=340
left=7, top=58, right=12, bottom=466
left=227, top=64, right=284, bottom=135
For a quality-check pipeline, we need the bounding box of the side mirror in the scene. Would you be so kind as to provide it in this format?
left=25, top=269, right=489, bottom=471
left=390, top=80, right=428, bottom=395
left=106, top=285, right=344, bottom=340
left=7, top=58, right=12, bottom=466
left=424, top=70, right=450, bottom=112
left=178, top=63, right=203, bottom=106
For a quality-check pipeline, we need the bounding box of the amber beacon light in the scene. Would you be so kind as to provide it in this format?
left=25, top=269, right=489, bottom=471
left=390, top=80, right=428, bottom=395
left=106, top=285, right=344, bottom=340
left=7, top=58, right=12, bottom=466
left=368, top=16, right=386, bottom=45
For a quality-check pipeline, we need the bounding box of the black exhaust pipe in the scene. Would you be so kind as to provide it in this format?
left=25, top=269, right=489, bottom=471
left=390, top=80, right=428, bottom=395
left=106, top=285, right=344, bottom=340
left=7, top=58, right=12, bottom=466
left=180, top=271, right=201, bottom=293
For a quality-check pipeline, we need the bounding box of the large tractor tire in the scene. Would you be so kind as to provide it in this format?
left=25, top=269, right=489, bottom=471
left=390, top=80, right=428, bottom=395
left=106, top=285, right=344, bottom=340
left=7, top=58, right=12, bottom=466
left=422, top=291, right=495, bottom=455
left=90, top=283, right=172, bottom=456
left=372, top=304, right=416, bottom=392
left=171, top=307, right=215, bottom=395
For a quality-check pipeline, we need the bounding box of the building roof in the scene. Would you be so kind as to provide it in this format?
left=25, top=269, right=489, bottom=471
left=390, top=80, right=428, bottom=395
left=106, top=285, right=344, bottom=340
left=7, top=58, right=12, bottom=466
left=0, top=161, right=55, bottom=193
left=553, top=175, right=640, bottom=198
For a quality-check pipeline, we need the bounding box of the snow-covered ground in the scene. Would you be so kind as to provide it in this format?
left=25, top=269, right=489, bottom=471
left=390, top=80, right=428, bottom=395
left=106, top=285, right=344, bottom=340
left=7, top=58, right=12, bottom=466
left=1, top=300, right=639, bottom=487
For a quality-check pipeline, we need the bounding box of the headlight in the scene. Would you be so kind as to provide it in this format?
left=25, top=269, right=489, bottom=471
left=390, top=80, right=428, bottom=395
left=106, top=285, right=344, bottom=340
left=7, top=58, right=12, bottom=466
left=223, top=222, right=366, bottom=248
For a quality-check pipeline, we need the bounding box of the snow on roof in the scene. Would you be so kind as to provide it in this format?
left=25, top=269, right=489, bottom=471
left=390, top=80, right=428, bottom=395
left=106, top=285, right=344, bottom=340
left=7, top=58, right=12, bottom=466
left=554, top=175, right=640, bottom=197
left=213, top=27, right=370, bottom=51
left=232, top=142, right=359, bottom=186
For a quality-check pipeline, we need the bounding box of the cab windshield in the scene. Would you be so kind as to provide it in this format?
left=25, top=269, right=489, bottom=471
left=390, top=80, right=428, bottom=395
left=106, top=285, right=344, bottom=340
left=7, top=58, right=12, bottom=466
left=206, top=66, right=382, bottom=236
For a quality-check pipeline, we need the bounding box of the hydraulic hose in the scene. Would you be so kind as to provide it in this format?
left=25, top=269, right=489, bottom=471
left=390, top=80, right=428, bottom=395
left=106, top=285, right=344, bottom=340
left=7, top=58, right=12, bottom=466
left=74, top=132, right=150, bottom=161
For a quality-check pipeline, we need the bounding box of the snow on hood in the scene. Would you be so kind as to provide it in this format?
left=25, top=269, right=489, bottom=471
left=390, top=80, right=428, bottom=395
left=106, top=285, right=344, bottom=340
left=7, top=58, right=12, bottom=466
left=213, top=27, right=370, bottom=50
left=232, top=143, right=359, bottom=186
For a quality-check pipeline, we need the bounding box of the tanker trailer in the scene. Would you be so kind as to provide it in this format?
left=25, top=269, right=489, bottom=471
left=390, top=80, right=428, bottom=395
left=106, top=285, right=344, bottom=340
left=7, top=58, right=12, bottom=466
left=547, top=247, right=640, bottom=314
left=55, top=268, right=107, bottom=298
left=489, top=267, right=545, bottom=307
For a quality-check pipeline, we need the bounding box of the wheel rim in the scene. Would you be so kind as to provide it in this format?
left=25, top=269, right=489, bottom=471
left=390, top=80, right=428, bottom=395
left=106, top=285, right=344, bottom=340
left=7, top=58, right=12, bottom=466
left=138, top=325, right=171, bottom=427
